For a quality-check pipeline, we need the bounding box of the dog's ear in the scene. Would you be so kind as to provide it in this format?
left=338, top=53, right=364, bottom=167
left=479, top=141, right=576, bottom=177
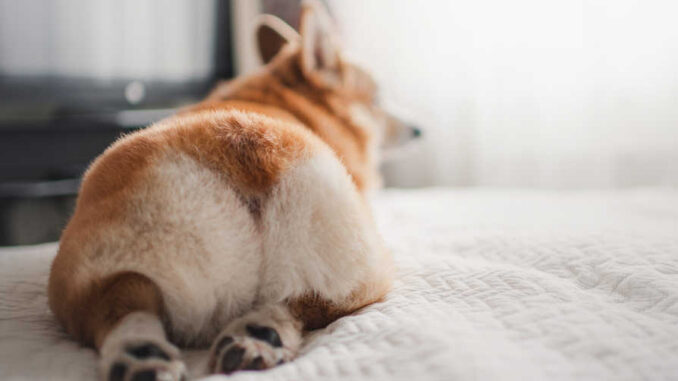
left=255, top=14, right=299, bottom=65
left=299, top=0, right=342, bottom=89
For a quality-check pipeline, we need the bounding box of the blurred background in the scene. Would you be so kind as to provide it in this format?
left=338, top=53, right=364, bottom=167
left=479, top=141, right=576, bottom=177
left=0, top=0, right=677, bottom=245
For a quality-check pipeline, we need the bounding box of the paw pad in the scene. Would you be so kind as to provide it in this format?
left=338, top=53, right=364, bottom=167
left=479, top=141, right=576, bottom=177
left=129, top=369, right=157, bottom=381
left=103, top=340, right=186, bottom=381
left=220, top=346, right=245, bottom=374
left=213, top=336, right=234, bottom=355
left=243, top=356, right=265, bottom=370
left=209, top=324, right=288, bottom=374
left=108, top=363, right=128, bottom=381
left=246, top=324, right=282, bottom=347
left=126, top=343, right=170, bottom=361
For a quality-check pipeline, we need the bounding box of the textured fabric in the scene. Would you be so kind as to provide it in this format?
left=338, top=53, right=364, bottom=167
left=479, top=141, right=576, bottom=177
left=1, top=189, right=677, bottom=380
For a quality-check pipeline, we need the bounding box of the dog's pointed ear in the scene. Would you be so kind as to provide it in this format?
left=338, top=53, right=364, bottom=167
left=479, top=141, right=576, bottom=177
left=299, top=0, right=342, bottom=88
left=255, top=14, right=299, bottom=65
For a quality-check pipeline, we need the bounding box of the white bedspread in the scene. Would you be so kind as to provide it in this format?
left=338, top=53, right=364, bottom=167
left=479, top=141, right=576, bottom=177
left=1, top=189, right=677, bottom=380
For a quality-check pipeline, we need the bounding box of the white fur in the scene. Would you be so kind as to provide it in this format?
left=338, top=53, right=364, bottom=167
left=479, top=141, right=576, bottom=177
left=88, top=145, right=385, bottom=347
left=259, top=148, right=384, bottom=302
left=350, top=102, right=382, bottom=166
left=350, top=102, right=420, bottom=162
left=81, top=153, right=262, bottom=346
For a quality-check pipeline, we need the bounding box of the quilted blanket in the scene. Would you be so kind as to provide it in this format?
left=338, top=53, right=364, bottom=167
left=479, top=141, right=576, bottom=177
left=1, top=189, right=677, bottom=380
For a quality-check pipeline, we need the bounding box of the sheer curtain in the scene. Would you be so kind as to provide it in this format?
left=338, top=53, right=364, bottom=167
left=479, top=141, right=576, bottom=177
left=0, top=0, right=215, bottom=81
left=329, top=0, right=678, bottom=188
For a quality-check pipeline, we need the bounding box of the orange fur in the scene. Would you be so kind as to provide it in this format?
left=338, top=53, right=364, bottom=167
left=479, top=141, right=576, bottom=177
left=70, top=272, right=162, bottom=348
left=287, top=278, right=392, bottom=330
left=206, top=47, right=379, bottom=191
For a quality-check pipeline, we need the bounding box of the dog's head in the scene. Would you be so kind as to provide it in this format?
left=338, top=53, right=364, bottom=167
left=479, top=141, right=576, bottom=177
left=208, top=0, right=421, bottom=189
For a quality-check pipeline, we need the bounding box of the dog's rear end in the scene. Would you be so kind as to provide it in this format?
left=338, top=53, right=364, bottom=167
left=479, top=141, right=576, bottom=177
left=48, top=2, right=416, bottom=380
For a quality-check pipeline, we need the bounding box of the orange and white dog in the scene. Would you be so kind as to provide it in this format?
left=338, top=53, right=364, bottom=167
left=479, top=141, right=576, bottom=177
left=48, top=2, right=420, bottom=380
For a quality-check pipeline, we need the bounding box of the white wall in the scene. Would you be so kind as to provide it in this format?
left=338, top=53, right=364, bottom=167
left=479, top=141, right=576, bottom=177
left=330, top=0, right=678, bottom=188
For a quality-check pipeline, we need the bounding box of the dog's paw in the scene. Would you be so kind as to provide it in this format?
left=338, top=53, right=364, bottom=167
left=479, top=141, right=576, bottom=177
left=208, top=324, right=290, bottom=374
left=101, top=340, right=187, bottom=381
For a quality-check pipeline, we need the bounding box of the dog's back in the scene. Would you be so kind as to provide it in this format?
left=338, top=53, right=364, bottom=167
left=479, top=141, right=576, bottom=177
left=48, top=2, right=404, bottom=379
left=49, top=107, right=390, bottom=345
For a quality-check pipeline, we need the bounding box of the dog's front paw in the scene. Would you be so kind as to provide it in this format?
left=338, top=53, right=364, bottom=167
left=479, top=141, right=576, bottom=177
left=208, top=324, right=290, bottom=374
left=101, top=340, right=187, bottom=381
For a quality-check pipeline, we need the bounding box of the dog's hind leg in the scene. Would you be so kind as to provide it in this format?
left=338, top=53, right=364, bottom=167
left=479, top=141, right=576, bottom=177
left=99, top=311, right=187, bottom=381
left=208, top=303, right=303, bottom=374
left=207, top=282, right=391, bottom=375
left=52, top=271, right=187, bottom=381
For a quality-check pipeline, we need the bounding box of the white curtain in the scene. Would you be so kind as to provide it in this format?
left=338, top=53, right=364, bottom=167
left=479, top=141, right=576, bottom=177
left=329, top=0, right=678, bottom=188
left=0, top=0, right=215, bottom=81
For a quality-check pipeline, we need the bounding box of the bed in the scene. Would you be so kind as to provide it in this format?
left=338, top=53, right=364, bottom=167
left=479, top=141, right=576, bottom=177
left=1, top=188, right=677, bottom=380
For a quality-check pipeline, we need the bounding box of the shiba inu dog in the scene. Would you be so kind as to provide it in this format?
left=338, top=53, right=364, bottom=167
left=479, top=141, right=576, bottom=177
left=48, top=1, right=421, bottom=380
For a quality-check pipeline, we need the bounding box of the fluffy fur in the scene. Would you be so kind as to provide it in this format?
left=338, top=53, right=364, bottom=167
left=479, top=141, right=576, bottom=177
left=47, top=2, right=414, bottom=380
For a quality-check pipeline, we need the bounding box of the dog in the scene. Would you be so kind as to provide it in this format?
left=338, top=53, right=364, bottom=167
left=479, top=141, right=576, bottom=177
left=48, top=1, right=420, bottom=380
